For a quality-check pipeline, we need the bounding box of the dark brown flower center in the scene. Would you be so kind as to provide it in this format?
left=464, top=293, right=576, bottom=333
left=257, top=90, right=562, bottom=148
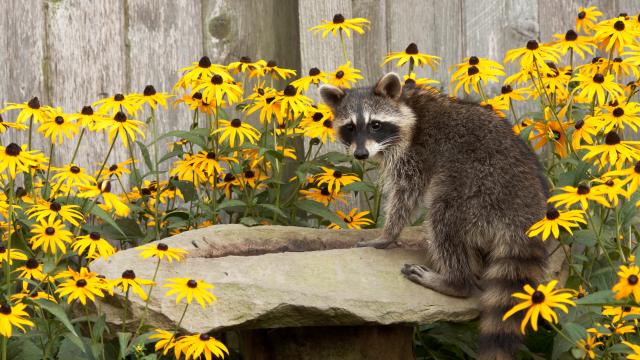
left=224, top=173, right=235, bottom=182
left=99, top=180, right=112, bottom=193
left=54, top=116, right=64, bottom=125
left=501, top=85, right=513, bottom=94
left=141, top=188, right=151, bottom=196
left=193, top=92, right=203, bottom=100
left=606, top=179, right=614, bottom=186
left=531, top=290, right=545, bottom=303
left=0, top=246, right=5, bottom=254
left=320, top=188, right=331, bottom=196
left=45, top=227, right=55, bottom=235
left=635, top=162, right=640, bottom=174
left=109, top=164, right=118, bottom=171
left=312, top=112, right=324, bottom=122
left=70, top=165, right=80, bottom=174
left=546, top=208, right=560, bottom=220
left=28, top=97, right=40, bottom=110
left=323, top=119, right=333, bottom=128
left=240, top=56, right=251, bottom=63
left=266, top=60, right=277, bottom=68
left=76, top=279, right=87, bottom=287
left=283, top=85, right=297, bottom=96
left=623, top=306, right=632, bottom=312
left=49, top=201, right=62, bottom=212
left=199, top=333, right=210, bottom=341
left=157, top=243, right=168, bottom=251
left=143, top=85, right=156, bottom=96
left=257, top=88, right=265, bottom=96
left=211, top=75, right=224, bottom=85
left=577, top=184, right=590, bottom=195
left=593, top=74, right=605, bottom=84
left=244, top=170, right=255, bottom=179
left=122, top=270, right=136, bottom=279
left=467, top=66, right=479, bottom=76
left=613, top=107, right=624, bottom=117
left=333, top=171, right=342, bottom=179
left=614, top=57, right=622, bottom=63
left=26, top=258, right=39, bottom=269
left=628, top=274, right=638, bottom=285
left=605, top=131, right=621, bottom=145
left=578, top=11, right=586, bottom=19
left=90, top=232, right=101, bottom=240
left=574, top=119, right=584, bottom=129
left=309, top=67, right=321, bottom=76
left=15, top=187, right=26, bottom=198
left=114, top=111, right=127, bottom=122
left=81, top=105, right=94, bottom=115
left=335, top=70, right=345, bottom=79
left=0, top=304, right=11, bottom=315
left=468, top=56, right=479, bottom=65
left=206, top=151, right=216, bottom=160
left=614, top=20, right=625, bottom=31
left=405, top=43, right=419, bottom=55
left=565, top=30, right=578, bottom=41
left=230, top=118, right=242, bottom=128
left=198, top=56, right=212, bottom=68
left=187, top=279, right=198, bottom=288
left=332, top=14, right=345, bottom=24
left=526, top=40, right=539, bottom=50
left=114, top=94, right=125, bottom=101
left=5, top=143, right=21, bottom=156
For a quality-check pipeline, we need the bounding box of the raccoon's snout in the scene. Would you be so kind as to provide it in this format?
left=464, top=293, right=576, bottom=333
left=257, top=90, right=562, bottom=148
left=354, top=148, right=369, bottom=160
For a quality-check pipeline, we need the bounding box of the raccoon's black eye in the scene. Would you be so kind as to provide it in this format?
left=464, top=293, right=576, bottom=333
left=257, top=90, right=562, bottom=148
left=370, top=120, right=382, bottom=131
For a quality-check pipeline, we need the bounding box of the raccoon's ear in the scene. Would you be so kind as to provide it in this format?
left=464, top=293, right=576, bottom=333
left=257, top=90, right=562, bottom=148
left=318, top=84, right=345, bottom=108
left=374, top=72, right=402, bottom=100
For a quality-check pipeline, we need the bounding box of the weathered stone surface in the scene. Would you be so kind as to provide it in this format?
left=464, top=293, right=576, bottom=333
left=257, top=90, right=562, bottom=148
left=91, top=224, right=565, bottom=334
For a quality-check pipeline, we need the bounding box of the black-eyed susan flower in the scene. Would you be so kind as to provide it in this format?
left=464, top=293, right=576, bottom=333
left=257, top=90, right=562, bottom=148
left=11, top=289, right=57, bottom=303
left=602, top=305, right=640, bottom=323
left=530, top=119, right=570, bottom=158
left=314, top=167, right=360, bottom=193
left=192, top=74, right=243, bottom=106
left=216, top=172, right=240, bottom=198
left=138, top=242, right=187, bottom=263
left=75, top=105, right=107, bottom=131
left=51, top=164, right=95, bottom=188
left=77, top=180, right=131, bottom=217
left=480, top=96, right=509, bottom=118
left=170, top=154, right=206, bottom=184
left=0, top=115, right=27, bottom=133
left=137, top=85, right=171, bottom=109
left=174, top=92, right=220, bottom=115
left=37, top=108, right=79, bottom=144
left=25, top=199, right=84, bottom=227
left=3, top=97, right=51, bottom=124
left=613, top=264, right=640, bottom=301
left=276, top=146, right=297, bottom=160
left=14, top=257, right=47, bottom=281
left=291, top=67, right=328, bottom=92
left=594, top=17, right=640, bottom=53
left=188, top=151, right=238, bottom=179
left=56, top=272, right=105, bottom=305
left=30, top=218, right=73, bottom=255
left=610, top=56, right=640, bottom=79
left=150, top=328, right=177, bottom=356
left=604, top=161, right=640, bottom=193
left=227, top=56, right=266, bottom=74
left=548, top=184, right=610, bottom=209
left=174, top=333, right=229, bottom=360
left=326, top=62, right=363, bottom=88
left=594, top=101, right=640, bottom=133
left=328, top=208, right=374, bottom=230
left=576, top=6, right=603, bottom=34
left=0, top=143, right=41, bottom=179
left=450, top=56, right=504, bottom=95
left=94, top=111, right=145, bottom=147
left=402, top=73, right=440, bottom=88
left=71, top=232, right=116, bottom=260
left=212, top=118, right=261, bottom=147
left=94, top=93, right=142, bottom=115
left=537, top=64, right=571, bottom=101
left=623, top=341, right=640, bottom=360
left=98, top=158, right=134, bottom=180
left=502, top=280, right=576, bottom=334
left=163, top=278, right=216, bottom=308
left=0, top=246, right=28, bottom=265
left=551, top=30, right=595, bottom=59
left=175, top=56, right=233, bottom=90
left=299, top=187, right=348, bottom=206
left=592, top=178, right=628, bottom=206
left=277, top=84, right=313, bottom=117
left=383, top=43, right=441, bottom=71
left=576, top=335, right=603, bottom=359
left=504, top=40, right=560, bottom=73
left=309, top=14, right=369, bottom=38
left=571, top=118, right=599, bottom=149
left=113, top=270, right=154, bottom=300
left=571, top=73, right=624, bottom=105
left=582, top=131, right=640, bottom=170
left=526, top=208, right=586, bottom=240
left=251, top=60, right=296, bottom=80
left=244, top=90, right=284, bottom=125
left=304, top=117, right=335, bottom=144
left=239, top=168, right=269, bottom=190
left=0, top=302, right=34, bottom=337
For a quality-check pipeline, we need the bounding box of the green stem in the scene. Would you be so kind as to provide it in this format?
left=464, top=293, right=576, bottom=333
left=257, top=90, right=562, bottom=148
left=549, top=322, right=574, bottom=345
left=133, top=258, right=161, bottom=338
left=95, top=132, right=119, bottom=182
left=339, top=30, right=349, bottom=63
left=151, top=108, right=161, bottom=240
left=70, top=127, right=86, bottom=165
left=4, top=178, right=15, bottom=298
left=122, top=288, right=130, bottom=333
left=27, top=116, right=34, bottom=150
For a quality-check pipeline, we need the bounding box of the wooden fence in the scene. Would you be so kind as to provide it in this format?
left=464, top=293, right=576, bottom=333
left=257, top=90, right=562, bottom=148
left=0, top=0, right=637, bottom=176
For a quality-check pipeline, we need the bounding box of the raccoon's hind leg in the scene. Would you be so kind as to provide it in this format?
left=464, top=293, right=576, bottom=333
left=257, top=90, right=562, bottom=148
left=401, top=220, right=479, bottom=298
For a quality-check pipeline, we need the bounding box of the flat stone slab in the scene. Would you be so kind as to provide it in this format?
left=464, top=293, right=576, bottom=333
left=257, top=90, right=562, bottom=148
left=91, top=225, right=564, bottom=333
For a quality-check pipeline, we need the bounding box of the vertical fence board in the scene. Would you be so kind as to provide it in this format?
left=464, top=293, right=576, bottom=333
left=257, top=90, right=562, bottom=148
left=0, top=0, right=46, bottom=146
left=45, top=0, right=127, bottom=171
left=351, top=0, right=388, bottom=83
left=538, top=1, right=617, bottom=42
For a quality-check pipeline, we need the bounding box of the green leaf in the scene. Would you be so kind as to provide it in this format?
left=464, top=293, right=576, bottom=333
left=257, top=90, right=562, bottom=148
left=159, top=129, right=208, bottom=148
left=341, top=181, right=376, bottom=193
left=173, top=180, right=197, bottom=202
left=257, top=203, right=288, bottom=219
left=217, top=199, right=246, bottom=210
left=118, top=332, right=132, bottom=358
left=561, top=322, right=586, bottom=342
left=90, top=205, right=126, bottom=236
left=136, top=140, right=154, bottom=171
left=294, top=199, right=348, bottom=228
left=32, top=299, right=78, bottom=336
left=571, top=230, right=596, bottom=247
left=575, top=290, right=615, bottom=305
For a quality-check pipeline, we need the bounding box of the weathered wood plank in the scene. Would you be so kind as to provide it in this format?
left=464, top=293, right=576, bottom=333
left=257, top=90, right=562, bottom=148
left=538, top=1, right=617, bottom=42
left=126, top=0, right=203, bottom=176
left=0, top=0, right=46, bottom=146
left=352, top=0, right=388, bottom=83
left=45, top=0, right=127, bottom=170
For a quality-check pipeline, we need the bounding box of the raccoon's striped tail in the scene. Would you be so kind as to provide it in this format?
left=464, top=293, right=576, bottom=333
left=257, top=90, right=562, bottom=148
left=477, top=237, right=547, bottom=360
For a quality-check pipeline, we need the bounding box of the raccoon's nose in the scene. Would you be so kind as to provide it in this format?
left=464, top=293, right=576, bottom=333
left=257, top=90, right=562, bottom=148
left=354, top=148, right=369, bottom=160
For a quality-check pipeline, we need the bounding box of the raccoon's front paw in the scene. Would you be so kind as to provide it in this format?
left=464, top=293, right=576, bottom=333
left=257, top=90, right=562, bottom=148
left=356, top=237, right=396, bottom=249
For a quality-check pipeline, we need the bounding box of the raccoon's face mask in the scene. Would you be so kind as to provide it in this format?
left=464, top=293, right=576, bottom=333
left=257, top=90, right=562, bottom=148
left=319, top=73, right=406, bottom=160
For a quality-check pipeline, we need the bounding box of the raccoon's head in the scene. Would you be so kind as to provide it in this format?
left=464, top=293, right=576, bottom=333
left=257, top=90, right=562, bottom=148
left=318, top=73, right=415, bottom=160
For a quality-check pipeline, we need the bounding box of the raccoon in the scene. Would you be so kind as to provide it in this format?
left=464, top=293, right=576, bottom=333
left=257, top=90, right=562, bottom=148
left=319, top=73, right=550, bottom=360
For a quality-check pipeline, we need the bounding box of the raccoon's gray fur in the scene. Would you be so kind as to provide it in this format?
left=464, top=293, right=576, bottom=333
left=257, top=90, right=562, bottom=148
left=319, top=73, right=550, bottom=360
